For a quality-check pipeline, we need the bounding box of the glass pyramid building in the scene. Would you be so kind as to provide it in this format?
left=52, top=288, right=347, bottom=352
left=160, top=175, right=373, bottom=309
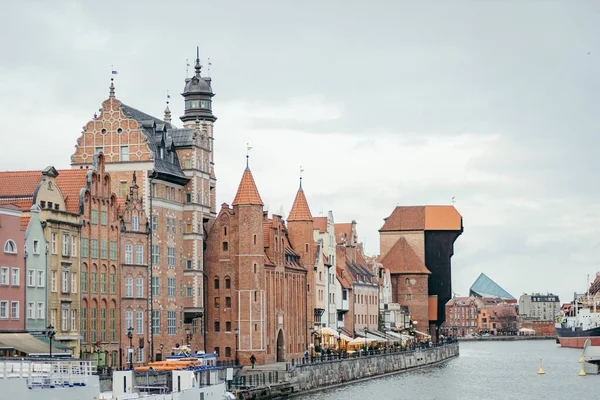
left=469, top=273, right=515, bottom=300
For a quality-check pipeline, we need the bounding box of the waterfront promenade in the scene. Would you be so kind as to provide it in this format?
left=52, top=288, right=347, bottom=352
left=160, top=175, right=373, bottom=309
left=232, top=342, right=459, bottom=399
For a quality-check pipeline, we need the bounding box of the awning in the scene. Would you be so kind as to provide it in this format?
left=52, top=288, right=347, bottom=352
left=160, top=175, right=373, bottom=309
left=0, top=333, right=70, bottom=355
left=414, top=330, right=431, bottom=338
left=386, top=331, right=414, bottom=341
left=38, top=336, right=75, bottom=351
left=348, top=333, right=387, bottom=345
left=320, top=327, right=353, bottom=342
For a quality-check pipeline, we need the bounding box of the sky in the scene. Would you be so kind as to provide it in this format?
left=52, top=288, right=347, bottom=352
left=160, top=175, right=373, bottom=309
left=1, top=0, right=599, bottom=305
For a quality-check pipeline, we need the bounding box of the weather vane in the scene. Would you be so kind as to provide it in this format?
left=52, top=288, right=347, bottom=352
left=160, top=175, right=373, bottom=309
left=246, top=143, right=252, bottom=167
left=186, top=58, right=190, bottom=78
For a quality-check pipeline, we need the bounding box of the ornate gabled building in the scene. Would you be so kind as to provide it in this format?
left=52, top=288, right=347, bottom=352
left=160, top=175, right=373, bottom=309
left=70, top=49, right=217, bottom=359
left=79, top=154, right=121, bottom=366
left=335, top=222, right=379, bottom=335
left=204, top=162, right=308, bottom=365
left=118, top=172, right=151, bottom=366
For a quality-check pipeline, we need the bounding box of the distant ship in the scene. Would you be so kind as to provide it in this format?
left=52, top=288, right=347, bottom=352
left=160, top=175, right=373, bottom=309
left=556, top=307, right=600, bottom=348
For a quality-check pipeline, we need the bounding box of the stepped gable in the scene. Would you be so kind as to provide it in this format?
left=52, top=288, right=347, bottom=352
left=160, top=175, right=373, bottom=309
left=381, top=237, right=431, bottom=275
left=232, top=167, right=263, bottom=206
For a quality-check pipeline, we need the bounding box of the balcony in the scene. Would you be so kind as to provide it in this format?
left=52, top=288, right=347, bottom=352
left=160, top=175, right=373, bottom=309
left=338, top=299, right=349, bottom=312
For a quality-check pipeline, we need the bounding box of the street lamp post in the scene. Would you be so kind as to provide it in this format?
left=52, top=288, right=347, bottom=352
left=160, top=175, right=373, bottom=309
left=185, top=328, right=191, bottom=346
left=234, top=327, right=240, bottom=366
left=337, top=327, right=342, bottom=359
left=46, top=325, right=56, bottom=358
left=364, top=327, right=368, bottom=354
left=127, top=327, right=133, bottom=369
left=159, top=344, right=164, bottom=361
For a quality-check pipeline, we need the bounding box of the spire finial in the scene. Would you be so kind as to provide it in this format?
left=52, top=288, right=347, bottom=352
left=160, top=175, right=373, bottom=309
left=164, top=90, right=172, bottom=123
left=299, top=166, right=304, bottom=190
left=110, top=66, right=118, bottom=98
left=246, top=143, right=253, bottom=169
left=195, top=46, right=202, bottom=77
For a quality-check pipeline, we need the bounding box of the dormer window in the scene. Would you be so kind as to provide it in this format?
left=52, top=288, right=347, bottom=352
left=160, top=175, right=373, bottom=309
left=160, top=148, right=164, bottom=159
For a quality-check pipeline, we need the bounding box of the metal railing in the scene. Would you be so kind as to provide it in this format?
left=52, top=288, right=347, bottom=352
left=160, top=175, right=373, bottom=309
left=287, top=338, right=458, bottom=367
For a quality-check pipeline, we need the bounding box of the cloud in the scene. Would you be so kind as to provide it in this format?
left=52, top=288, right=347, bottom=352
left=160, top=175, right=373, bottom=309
left=1, top=0, right=599, bottom=306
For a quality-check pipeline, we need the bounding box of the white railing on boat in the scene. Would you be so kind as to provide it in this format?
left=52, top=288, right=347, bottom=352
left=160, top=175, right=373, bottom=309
left=0, top=358, right=95, bottom=386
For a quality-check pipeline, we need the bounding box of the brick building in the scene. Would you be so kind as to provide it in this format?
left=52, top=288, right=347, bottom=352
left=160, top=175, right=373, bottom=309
left=379, top=205, right=463, bottom=338
left=204, top=163, right=309, bottom=365
left=443, top=296, right=483, bottom=337
left=335, top=222, right=379, bottom=336
left=119, top=172, right=151, bottom=366
left=79, top=154, right=121, bottom=366
left=0, top=204, right=25, bottom=331
left=70, top=52, right=217, bottom=359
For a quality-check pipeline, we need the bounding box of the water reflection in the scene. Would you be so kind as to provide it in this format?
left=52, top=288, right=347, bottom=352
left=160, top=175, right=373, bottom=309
left=297, top=341, right=596, bottom=400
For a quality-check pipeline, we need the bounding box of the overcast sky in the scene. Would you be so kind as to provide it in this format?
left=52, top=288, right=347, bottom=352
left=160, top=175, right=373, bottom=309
left=1, top=1, right=599, bottom=304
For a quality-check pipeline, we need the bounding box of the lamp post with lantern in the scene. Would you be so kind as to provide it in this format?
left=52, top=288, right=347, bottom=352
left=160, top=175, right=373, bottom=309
left=363, top=326, right=368, bottom=355
left=46, top=325, right=56, bottom=358
left=126, top=327, right=133, bottom=369
left=234, top=327, right=240, bottom=366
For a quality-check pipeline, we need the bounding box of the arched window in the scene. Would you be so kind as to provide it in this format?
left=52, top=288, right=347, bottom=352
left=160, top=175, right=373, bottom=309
left=405, top=278, right=410, bottom=285
left=4, top=240, right=16, bottom=254
left=214, top=278, right=220, bottom=289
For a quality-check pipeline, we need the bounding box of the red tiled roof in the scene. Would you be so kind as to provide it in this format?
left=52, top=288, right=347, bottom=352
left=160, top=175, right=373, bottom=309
left=380, top=205, right=462, bottom=232
left=381, top=237, right=430, bottom=275
left=0, top=170, right=42, bottom=198
left=288, top=188, right=312, bottom=221
left=336, top=266, right=353, bottom=289
left=0, top=198, right=35, bottom=211
left=0, top=169, right=87, bottom=214
left=313, top=217, right=327, bottom=233
left=20, top=216, right=31, bottom=230
left=56, top=169, right=88, bottom=214
left=334, top=223, right=354, bottom=245
left=232, top=168, right=263, bottom=206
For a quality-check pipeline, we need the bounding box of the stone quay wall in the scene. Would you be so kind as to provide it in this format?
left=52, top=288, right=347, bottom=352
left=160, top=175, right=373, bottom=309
left=289, top=343, right=459, bottom=393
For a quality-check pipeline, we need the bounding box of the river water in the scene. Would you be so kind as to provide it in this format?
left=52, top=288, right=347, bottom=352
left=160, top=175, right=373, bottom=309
left=296, top=340, right=596, bottom=400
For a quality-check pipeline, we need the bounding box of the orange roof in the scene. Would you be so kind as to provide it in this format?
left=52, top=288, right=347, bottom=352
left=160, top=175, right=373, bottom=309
left=232, top=168, right=263, bottom=206
left=380, top=205, right=462, bottom=232
left=334, top=223, right=353, bottom=244
left=381, top=237, right=430, bottom=275
left=0, top=169, right=87, bottom=214
left=20, top=216, right=31, bottom=230
left=313, top=217, right=327, bottom=233
left=0, top=198, right=35, bottom=211
left=288, top=187, right=312, bottom=221
left=336, top=266, right=353, bottom=289
left=56, top=169, right=88, bottom=214
left=0, top=170, right=42, bottom=198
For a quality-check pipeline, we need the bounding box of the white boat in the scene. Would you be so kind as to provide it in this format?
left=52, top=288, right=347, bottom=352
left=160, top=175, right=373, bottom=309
left=0, top=352, right=233, bottom=400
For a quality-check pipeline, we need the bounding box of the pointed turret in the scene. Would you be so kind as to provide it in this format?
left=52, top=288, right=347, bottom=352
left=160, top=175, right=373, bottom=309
left=288, top=177, right=313, bottom=221
left=232, top=166, right=263, bottom=206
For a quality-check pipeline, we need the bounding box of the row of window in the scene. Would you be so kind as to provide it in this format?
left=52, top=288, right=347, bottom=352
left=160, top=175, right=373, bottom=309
left=49, top=308, right=78, bottom=332
left=0, top=267, right=19, bottom=286
left=94, top=146, right=130, bottom=161
left=50, top=270, right=77, bottom=294
left=81, top=307, right=115, bottom=343
left=81, top=272, right=116, bottom=294
left=80, top=239, right=118, bottom=260
left=354, top=293, right=377, bottom=305
left=0, top=301, right=19, bottom=319
left=354, top=314, right=378, bottom=326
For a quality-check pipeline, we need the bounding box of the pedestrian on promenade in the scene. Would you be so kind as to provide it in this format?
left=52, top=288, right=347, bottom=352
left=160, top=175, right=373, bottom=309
left=250, top=354, right=256, bottom=369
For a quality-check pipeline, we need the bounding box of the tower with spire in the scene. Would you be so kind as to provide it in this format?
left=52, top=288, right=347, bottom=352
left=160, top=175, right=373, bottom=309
left=204, top=155, right=267, bottom=364
left=286, top=172, right=318, bottom=336
left=181, top=47, right=216, bottom=125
